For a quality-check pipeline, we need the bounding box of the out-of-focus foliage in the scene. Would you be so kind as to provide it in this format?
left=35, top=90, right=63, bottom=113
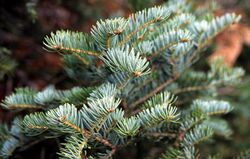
left=0, top=47, right=17, bottom=80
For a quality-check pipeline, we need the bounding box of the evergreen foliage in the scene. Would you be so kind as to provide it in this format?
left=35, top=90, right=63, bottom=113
left=0, top=47, right=17, bottom=80
left=0, top=0, right=246, bottom=158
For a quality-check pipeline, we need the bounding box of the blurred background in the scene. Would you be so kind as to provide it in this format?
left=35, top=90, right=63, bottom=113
left=0, top=0, right=250, bottom=158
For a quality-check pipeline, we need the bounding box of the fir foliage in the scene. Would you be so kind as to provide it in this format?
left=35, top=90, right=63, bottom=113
left=0, top=0, right=245, bottom=158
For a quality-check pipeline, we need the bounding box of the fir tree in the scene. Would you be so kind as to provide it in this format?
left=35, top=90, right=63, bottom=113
left=0, top=0, right=247, bottom=158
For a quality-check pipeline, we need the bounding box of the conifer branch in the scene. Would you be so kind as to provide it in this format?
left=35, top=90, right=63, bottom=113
left=60, top=116, right=114, bottom=149
left=174, top=65, right=244, bottom=95
left=59, top=116, right=89, bottom=137
left=148, top=37, right=191, bottom=60
left=91, top=17, right=128, bottom=50
left=0, top=2, right=244, bottom=158
left=118, top=17, right=161, bottom=46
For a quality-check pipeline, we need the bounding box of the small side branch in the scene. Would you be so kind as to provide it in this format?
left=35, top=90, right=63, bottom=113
left=145, top=132, right=177, bottom=138
left=60, top=116, right=91, bottom=138
left=8, top=104, right=43, bottom=110
left=60, top=116, right=115, bottom=149
left=173, top=85, right=212, bottom=94
left=147, top=39, right=189, bottom=60
left=130, top=76, right=178, bottom=109
left=52, top=45, right=100, bottom=56
left=73, top=54, right=89, bottom=65
left=118, top=18, right=160, bottom=46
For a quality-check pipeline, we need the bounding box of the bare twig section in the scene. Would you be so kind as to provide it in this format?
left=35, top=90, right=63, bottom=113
left=52, top=45, right=100, bottom=56
left=147, top=39, right=189, bottom=60
left=145, top=132, right=177, bottom=138
left=174, top=131, right=185, bottom=147
left=129, top=75, right=178, bottom=109
left=106, top=36, right=111, bottom=49
left=73, top=54, right=89, bottom=65
left=173, top=85, right=212, bottom=94
left=28, top=125, right=48, bottom=129
left=8, top=104, right=43, bottom=110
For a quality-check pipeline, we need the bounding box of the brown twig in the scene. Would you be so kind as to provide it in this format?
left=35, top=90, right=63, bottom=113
left=173, top=85, right=212, bottom=94
left=145, top=132, right=177, bottom=138
left=173, top=131, right=185, bottom=147
left=118, top=17, right=161, bottom=46
left=147, top=39, right=189, bottom=60
left=8, top=104, right=44, bottom=110
left=73, top=54, right=89, bottom=65
left=60, top=116, right=115, bottom=149
left=105, top=35, right=112, bottom=50
left=52, top=45, right=100, bottom=56
left=129, top=75, right=179, bottom=109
